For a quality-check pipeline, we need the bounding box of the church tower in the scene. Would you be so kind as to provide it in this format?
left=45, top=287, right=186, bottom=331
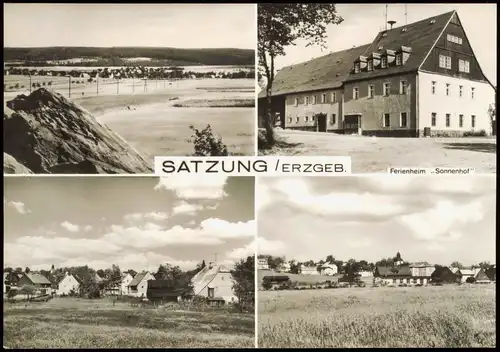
left=394, top=252, right=404, bottom=266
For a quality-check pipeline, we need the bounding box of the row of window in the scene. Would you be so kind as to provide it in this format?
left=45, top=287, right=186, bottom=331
left=354, top=53, right=404, bottom=73
left=447, top=34, right=463, bottom=45
left=382, top=112, right=408, bottom=128
left=353, top=81, right=407, bottom=100
left=293, top=80, right=476, bottom=105
left=431, top=113, right=476, bottom=128
left=439, top=55, right=470, bottom=73
left=431, top=81, right=475, bottom=98
left=294, top=92, right=338, bottom=106
left=288, top=114, right=337, bottom=125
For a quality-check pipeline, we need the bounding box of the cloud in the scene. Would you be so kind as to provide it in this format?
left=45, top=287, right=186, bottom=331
left=84, top=225, right=93, bottom=232
left=155, top=175, right=228, bottom=200
left=123, top=212, right=169, bottom=223
left=227, top=237, right=284, bottom=260
left=347, top=237, right=372, bottom=248
left=61, top=221, right=79, bottom=232
left=6, top=200, right=31, bottom=214
left=172, top=201, right=204, bottom=216
left=4, top=218, right=255, bottom=270
left=397, top=200, right=485, bottom=241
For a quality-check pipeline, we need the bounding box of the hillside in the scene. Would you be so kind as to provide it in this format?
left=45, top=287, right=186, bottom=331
left=4, top=47, right=255, bottom=66
left=3, top=88, right=153, bottom=174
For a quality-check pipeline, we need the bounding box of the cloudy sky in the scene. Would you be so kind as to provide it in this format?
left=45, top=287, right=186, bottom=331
left=3, top=4, right=256, bottom=49
left=4, top=176, right=255, bottom=272
left=257, top=176, right=496, bottom=266
left=270, top=3, right=497, bottom=85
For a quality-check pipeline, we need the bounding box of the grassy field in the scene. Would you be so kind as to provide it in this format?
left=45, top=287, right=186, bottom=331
left=3, top=297, right=254, bottom=348
left=258, top=285, right=496, bottom=348
left=259, top=129, right=496, bottom=173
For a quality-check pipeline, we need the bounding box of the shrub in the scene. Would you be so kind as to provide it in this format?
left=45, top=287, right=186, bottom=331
left=36, top=83, right=41, bottom=88
left=188, top=124, right=229, bottom=156
left=21, top=85, right=25, bottom=88
left=15, top=83, right=20, bottom=89
left=262, top=278, right=273, bottom=291
left=464, top=130, right=487, bottom=137
left=42, top=82, right=46, bottom=86
left=48, top=81, right=52, bottom=86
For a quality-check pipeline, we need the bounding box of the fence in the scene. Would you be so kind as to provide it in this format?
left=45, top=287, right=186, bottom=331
left=4, top=75, right=186, bottom=99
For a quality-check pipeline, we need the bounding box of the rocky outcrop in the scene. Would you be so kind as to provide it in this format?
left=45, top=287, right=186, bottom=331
left=3, top=88, right=153, bottom=174
left=3, top=153, right=34, bottom=174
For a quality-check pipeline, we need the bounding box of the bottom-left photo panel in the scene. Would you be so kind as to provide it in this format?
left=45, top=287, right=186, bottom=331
left=3, top=175, right=256, bottom=349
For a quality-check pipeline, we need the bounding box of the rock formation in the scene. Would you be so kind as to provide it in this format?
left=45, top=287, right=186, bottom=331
left=3, top=88, right=153, bottom=174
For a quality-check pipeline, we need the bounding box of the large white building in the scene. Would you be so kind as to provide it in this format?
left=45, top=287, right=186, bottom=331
left=56, top=273, right=81, bottom=295
left=259, top=10, right=495, bottom=137
left=191, top=262, right=237, bottom=303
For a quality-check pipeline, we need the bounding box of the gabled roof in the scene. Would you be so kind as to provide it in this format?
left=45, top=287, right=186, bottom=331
left=24, top=273, right=51, bottom=285
left=458, top=269, right=475, bottom=276
left=191, top=263, right=232, bottom=295
left=258, top=44, right=370, bottom=98
left=344, top=11, right=454, bottom=83
left=129, top=271, right=149, bottom=287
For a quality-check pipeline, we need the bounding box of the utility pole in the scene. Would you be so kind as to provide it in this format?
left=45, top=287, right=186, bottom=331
left=96, top=76, right=99, bottom=96
left=385, top=4, right=388, bottom=31
left=405, top=4, right=408, bottom=26
left=68, top=76, right=71, bottom=98
left=116, top=78, right=119, bottom=95
left=132, top=76, right=135, bottom=93
left=29, top=73, right=32, bottom=93
left=144, top=78, right=147, bottom=92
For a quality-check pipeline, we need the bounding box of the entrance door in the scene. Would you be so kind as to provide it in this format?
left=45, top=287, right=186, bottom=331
left=344, top=114, right=362, bottom=135
left=208, top=287, right=215, bottom=298
left=316, top=113, right=327, bottom=132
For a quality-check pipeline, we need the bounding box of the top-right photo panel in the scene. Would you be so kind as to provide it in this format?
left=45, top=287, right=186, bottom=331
left=257, top=4, right=496, bottom=173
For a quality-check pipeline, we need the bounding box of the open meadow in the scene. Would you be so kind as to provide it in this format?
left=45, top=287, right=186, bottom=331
left=4, top=75, right=255, bottom=156
left=3, top=297, right=255, bottom=348
left=258, top=285, right=496, bottom=348
left=259, top=129, right=496, bottom=173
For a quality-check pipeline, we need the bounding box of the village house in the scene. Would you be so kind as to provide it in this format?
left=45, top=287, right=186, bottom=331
left=318, top=263, right=338, bottom=276
left=258, top=258, right=270, bottom=270
left=191, top=262, right=237, bottom=303
left=57, top=272, right=81, bottom=295
left=277, top=262, right=291, bottom=273
left=146, top=280, right=185, bottom=303
left=358, top=270, right=374, bottom=277
left=300, top=264, right=319, bottom=275
left=473, top=268, right=492, bottom=284
left=121, top=271, right=135, bottom=295
left=456, top=268, right=475, bottom=283
left=128, top=271, right=155, bottom=298
left=17, top=272, right=52, bottom=294
left=258, top=10, right=495, bottom=137
left=430, top=266, right=459, bottom=284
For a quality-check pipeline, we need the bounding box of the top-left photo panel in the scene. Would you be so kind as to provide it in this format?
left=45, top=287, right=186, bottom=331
left=3, top=3, right=257, bottom=175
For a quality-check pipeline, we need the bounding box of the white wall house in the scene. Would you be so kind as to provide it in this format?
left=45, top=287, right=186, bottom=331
left=121, top=272, right=134, bottom=295
left=192, top=262, right=238, bottom=303
left=128, top=271, right=155, bottom=298
left=318, top=263, right=338, bottom=276
left=418, top=72, right=494, bottom=135
left=57, top=273, right=81, bottom=295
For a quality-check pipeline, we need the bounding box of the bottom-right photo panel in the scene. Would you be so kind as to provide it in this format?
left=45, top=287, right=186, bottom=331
left=256, top=175, right=496, bottom=348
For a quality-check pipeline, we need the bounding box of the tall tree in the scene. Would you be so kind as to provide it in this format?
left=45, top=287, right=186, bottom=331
left=450, top=261, right=464, bottom=269
left=258, top=4, right=344, bottom=145
left=155, top=264, right=193, bottom=296
left=25, top=267, right=30, bottom=274
left=231, top=256, right=254, bottom=313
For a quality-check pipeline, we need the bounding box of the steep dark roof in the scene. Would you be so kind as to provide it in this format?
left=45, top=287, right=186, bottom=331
left=129, top=271, right=149, bottom=287
left=431, top=266, right=457, bottom=283
left=485, top=267, right=496, bottom=281
left=375, top=265, right=411, bottom=277
left=344, top=11, right=454, bottom=82
left=258, top=44, right=370, bottom=98
left=263, top=275, right=290, bottom=282
left=24, top=273, right=51, bottom=285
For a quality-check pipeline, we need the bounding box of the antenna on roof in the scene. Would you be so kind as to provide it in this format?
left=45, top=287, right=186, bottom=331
left=384, top=4, right=388, bottom=31
left=388, top=20, right=396, bottom=30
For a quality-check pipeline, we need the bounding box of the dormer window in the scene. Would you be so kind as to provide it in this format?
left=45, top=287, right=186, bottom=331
left=396, top=54, right=402, bottom=66
left=381, top=57, right=387, bottom=68
left=354, top=63, right=360, bottom=73
left=367, top=60, right=373, bottom=71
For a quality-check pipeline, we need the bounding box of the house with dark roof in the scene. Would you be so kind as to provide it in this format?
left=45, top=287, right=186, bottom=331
left=17, top=272, right=52, bottom=294
left=375, top=261, right=436, bottom=286
left=128, top=271, right=155, bottom=298
left=191, top=262, right=237, bottom=303
left=56, top=272, right=82, bottom=296
left=259, top=10, right=495, bottom=137
left=430, top=266, right=459, bottom=284
left=485, top=266, right=496, bottom=282
left=146, top=280, right=186, bottom=303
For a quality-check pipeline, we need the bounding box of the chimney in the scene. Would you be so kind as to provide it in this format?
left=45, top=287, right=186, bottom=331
left=387, top=20, right=396, bottom=30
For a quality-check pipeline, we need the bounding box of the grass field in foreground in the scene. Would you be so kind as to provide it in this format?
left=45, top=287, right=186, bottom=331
left=259, top=129, right=496, bottom=173
left=3, top=298, right=254, bottom=348
left=258, top=285, right=496, bottom=348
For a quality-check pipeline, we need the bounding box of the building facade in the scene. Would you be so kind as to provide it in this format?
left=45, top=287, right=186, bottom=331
left=121, top=272, right=134, bottom=295
left=128, top=271, right=155, bottom=298
left=57, top=273, right=81, bottom=295
left=258, top=10, right=495, bottom=137
left=191, top=262, right=238, bottom=303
